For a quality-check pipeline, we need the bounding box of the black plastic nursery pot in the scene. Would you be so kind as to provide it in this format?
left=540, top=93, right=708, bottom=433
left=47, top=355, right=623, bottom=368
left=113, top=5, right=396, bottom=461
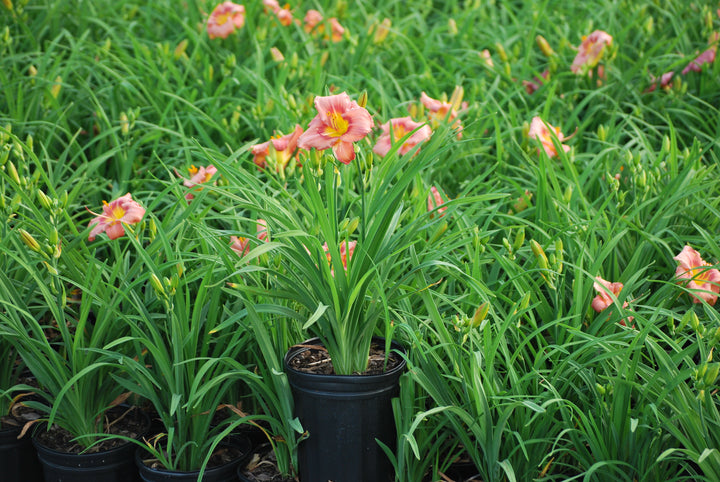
left=33, top=435, right=142, bottom=482
left=0, top=424, right=44, bottom=482
left=135, top=438, right=252, bottom=482
left=32, top=405, right=150, bottom=482
left=284, top=337, right=407, bottom=482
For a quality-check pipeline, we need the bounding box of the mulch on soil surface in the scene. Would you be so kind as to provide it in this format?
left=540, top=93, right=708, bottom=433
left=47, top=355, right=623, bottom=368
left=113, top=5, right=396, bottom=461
left=33, top=405, right=148, bottom=454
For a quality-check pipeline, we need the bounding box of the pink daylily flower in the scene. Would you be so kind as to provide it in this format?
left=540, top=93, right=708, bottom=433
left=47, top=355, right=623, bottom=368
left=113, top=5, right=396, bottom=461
left=322, top=240, right=357, bottom=274
left=571, top=30, right=613, bottom=76
left=207, top=2, right=246, bottom=39
left=251, top=125, right=304, bottom=172
left=87, top=193, right=145, bottom=241
left=257, top=219, right=268, bottom=242
left=262, top=0, right=281, bottom=13
left=592, top=276, right=633, bottom=327
left=528, top=117, right=571, bottom=158
left=298, top=92, right=373, bottom=164
left=303, top=9, right=323, bottom=33
left=329, top=18, right=344, bottom=42
left=372, top=117, right=432, bottom=157
left=427, top=186, right=447, bottom=218
left=674, top=245, right=720, bottom=305
left=230, top=236, right=250, bottom=257
left=276, top=5, right=294, bottom=26
left=181, top=164, right=217, bottom=201
left=419, top=92, right=466, bottom=138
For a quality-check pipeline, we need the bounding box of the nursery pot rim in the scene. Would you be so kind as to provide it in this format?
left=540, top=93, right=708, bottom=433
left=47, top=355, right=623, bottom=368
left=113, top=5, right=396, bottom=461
left=283, top=336, right=407, bottom=382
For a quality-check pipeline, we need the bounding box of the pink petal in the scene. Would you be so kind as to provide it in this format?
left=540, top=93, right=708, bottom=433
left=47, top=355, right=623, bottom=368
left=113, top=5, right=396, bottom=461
left=332, top=140, right=356, bottom=164
left=340, top=107, right=373, bottom=142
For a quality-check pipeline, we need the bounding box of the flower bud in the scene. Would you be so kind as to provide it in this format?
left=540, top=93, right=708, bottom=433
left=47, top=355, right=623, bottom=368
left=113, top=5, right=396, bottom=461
left=50, top=75, right=62, bottom=99
left=43, top=261, right=58, bottom=276
left=471, top=302, right=489, bottom=328
left=37, top=189, right=52, bottom=210
left=174, top=39, right=188, bottom=59
left=48, top=227, right=58, bottom=245
left=6, top=160, right=20, bottom=184
left=347, top=216, right=359, bottom=235
left=495, top=42, right=508, bottom=63
left=120, top=112, right=129, bottom=136
left=18, top=228, right=41, bottom=253
left=705, top=363, right=720, bottom=387
left=357, top=90, right=368, bottom=108
left=535, top=35, right=554, bottom=57
left=270, top=47, right=284, bottom=62
left=372, top=18, right=391, bottom=44
left=150, top=273, right=165, bottom=296
left=448, top=18, right=458, bottom=36
left=513, top=227, right=525, bottom=251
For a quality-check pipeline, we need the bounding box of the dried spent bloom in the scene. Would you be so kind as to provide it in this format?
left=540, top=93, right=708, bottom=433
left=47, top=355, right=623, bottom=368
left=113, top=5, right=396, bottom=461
left=571, top=30, right=613, bottom=76
left=87, top=193, right=145, bottom=241
left=674, top=245, right=720, bottom=305
left=251, top=125, right=304, bottom=173
left=182, top=164, right=218, bottom=201
left=298, top=92, right=373, bottom=164
left=522, top=70, right=549, bottom=95
left=372, top=18, right=392, bottom=44
left=427, top=186, right=447, bottom=218
left=323, top=240, right=357, bottom=274
left=682, top=47, right=716, bottom=75
left=592, top=276, right=633, bottom=327
left=419, top=91, right=466, bottom=139
left=528, top=117, right=571, bottom=158
left=372, top=117, right=432, bottom=157
left=645, top=71, right=675, bottom=93
left=207, top=2, right=246, bottom=40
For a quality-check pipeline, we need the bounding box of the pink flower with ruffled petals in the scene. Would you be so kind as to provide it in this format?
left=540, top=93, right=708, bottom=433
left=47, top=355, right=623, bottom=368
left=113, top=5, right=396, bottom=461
left=276, top=5, right=293, bottom=26
left=528, top=116, right=571, bottom=158
left=322, top=240, right=356, bottom=275
left=304, top=9, right=323, bottom=33
left=329, top=18, right=344, bottom=42
left=262, top=0, right=280, bottom=13
left=298, top=92, right=373, bottom=164
left=372, top=117, right=432, bottom=157
left=571, top=30, right=612, bottom=76
left=420, top=92, right=465, bottom=138
left=230, top=236, right=250, bottom=257
left=182, top=164, right=217, bottom=201
left=207, top=2, right=246, bottom=39
left=592, top=276, right=633, bottom=327
left=257, top=219, right=268, bottom=242
left=251, top=125, right=304, bottom=172
left=674, top=245, right=720, bottom=305
left=427, top=186, right=447, bottom=218
left=87, top=193, right=145, bottom=241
